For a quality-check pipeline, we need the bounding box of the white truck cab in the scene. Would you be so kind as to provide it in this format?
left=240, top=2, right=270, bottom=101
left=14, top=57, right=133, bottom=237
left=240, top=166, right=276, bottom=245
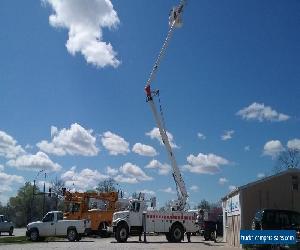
left=26, top=211, right=91, bottom=241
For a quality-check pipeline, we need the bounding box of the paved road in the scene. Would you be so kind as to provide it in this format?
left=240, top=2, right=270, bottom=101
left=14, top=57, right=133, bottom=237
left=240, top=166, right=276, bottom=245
left=0, top=235, right=236, bottom=250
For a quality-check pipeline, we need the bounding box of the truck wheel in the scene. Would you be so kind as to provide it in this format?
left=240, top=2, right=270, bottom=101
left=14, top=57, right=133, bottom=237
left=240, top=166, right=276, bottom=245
left=9, top=227, right=13, bottom=236
left=29, top=229, right=39, bottom=242
left=170, top=223, right=183, bottom=243
left=67, top=229, right=78, bottom=242
left=115, top=224, right=128, bottom=243
left=98, top=222, right=108, bottom=238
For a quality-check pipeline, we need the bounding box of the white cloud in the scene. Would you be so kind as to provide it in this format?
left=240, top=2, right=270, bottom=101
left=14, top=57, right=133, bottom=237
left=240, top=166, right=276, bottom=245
left=37, top=123, right=99, bottom=156
left=44, top=0, right=120, bottom=68
left=159, top=187, right=176, bottom=194
left=61, top=166, right=108, bottom=191
left=257, top=173, right=265, bottom=179
left=145, top=159, right=171, bottom=175
left=287, top=138, right=300, bottom=151
left=119, top=162, right=152, bottom=182
left=237, top=102, right=290, bottom=122
left=221, top=130, right=234, bottom=141
left=7, top=151, right=61, bottom=172
left=244, top=145, right=250, bottom=151
left=101, top=131, right=130, bottom=155
left=146, top=127, right=178, bottom=149
left=106, top=166, right=118, bottom=176
left=114, top=175, right=138, bottom=184
left=219, top=177, right=228, bottom=185
left=197, top=133, right=206, bottom=140
left=182, top=153, right=229, bottom=174
left=190, top=185, right=199, bottom=192
left=0, top=131, right=25, bottom=159
left=0, top=165, right=4, bottom=172
left=229, top=185, right=237, bottom=192
left=132, top=143, right=158, bottom=157
left=138, top=189, right=155, bottom=196
left=263, top=140, right=284, bottom=158
left=0, top=171, right=24, bottom=193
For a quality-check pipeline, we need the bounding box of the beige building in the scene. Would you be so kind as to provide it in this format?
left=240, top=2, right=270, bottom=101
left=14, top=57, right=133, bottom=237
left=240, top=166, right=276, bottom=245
left=222, top=168, right=300, bottom=248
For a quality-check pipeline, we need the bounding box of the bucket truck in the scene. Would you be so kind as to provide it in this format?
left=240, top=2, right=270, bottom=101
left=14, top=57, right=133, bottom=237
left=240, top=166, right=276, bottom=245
left=112, top=0, right=199, bottom=243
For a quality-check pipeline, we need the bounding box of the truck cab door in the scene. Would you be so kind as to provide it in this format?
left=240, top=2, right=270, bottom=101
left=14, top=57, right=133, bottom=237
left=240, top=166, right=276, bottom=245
left=40, top=213, right=56, bottom=236
left=129, top=201, right=142, bottom=227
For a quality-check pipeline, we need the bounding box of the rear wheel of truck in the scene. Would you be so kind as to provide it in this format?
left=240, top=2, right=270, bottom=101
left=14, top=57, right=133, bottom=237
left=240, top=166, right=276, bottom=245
left=67, top=228, right=78, bottom=242
left=170, top=223, right=183, bottom=243
left=99, top=222, right=109, bottom=238
left=29, top=229, right=39, bottom=242
left=115, top=224, right=128, bottom=243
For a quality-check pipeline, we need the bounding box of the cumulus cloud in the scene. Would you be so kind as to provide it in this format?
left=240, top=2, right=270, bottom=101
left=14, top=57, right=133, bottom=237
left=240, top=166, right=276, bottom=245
left=219, top=177, right=228, bottom=185
left=159, top=187, right=176, bottom=194
left=190, top=185, right=199, bottom=192
left=44, top=0, right=120, bottom=68
left=0, top=164, right=4, bottom=172
left=146, top=127, right=178, bottom=149
left=257, top=173, right=265, bottom=179
left=101, top=131, right=130, bottom=155
left=145, top=159, right=171, bottom=175
left=0, top=171, right=24, bottom=193
left=0, top=131, right=25, bottom=159
left=287, top=138, right=300, bottom=150
left=197, top=133, right=206, bottom=140
left=182, top=153, right=229, bottom=174
left=132, top=143, right=158, bottom=157
left=37, top=123, right=99, bottom=156
left=263, top=140, right=284, bottom=158
left=106, top=166, right=118, bottom=176
left=61, top=166, right=108, bottom=191
left=7, top=151, right=61, bottom=172
left=237, top=102, right=290, bottom=122
left=221, top=130, right=234, bottom=141
left=119, top=162, right=152, bottom=182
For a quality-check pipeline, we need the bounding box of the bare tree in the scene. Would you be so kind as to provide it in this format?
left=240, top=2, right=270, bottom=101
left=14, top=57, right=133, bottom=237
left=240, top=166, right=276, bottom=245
left=96, top=178, right=118, bottom=193
left=274, top=148, right=300, bottom=173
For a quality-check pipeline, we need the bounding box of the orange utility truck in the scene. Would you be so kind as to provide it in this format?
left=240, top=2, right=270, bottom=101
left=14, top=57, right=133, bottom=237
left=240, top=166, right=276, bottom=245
left=64, top=191, right=118, bottom=236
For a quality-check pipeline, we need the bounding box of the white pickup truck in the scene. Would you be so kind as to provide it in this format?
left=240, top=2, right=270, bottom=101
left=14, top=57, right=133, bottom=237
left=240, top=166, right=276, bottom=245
left=26, top=211, right=91, bottom=241
left=0, top=215, right=14, bottom=236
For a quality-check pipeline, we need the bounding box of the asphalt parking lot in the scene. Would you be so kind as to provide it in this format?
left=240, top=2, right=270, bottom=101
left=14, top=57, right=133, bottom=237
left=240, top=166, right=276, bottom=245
left=0, top=234, right=237, bottom=250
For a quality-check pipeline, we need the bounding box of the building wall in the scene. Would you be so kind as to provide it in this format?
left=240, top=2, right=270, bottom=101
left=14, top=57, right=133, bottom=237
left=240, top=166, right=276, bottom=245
left=241, top=172, right=300, bottom=230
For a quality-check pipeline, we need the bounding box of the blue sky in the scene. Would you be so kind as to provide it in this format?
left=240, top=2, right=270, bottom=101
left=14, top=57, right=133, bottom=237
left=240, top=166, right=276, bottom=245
left=0, top=0, right=299, bottom=207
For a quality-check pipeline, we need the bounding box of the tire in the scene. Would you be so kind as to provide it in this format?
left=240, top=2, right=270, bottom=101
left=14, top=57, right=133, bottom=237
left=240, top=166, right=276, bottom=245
left=115, top=223, right=129, bottom=243
left=98, top=222, right=109, bottom=238
left=170, top=223, right=184, bottom=243
left=67, top=229, right=78, bottom=242
left=29, top=229, right=39, bottom=242
left=165, top=232, right=172, bottom=242
left=9, top=227, right=13, bottom=236
left=210, top=231, right=216, bottom=241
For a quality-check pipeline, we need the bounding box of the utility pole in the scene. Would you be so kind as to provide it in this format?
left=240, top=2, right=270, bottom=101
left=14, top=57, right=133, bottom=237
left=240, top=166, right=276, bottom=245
left=42, top=173, right=46, bottom=217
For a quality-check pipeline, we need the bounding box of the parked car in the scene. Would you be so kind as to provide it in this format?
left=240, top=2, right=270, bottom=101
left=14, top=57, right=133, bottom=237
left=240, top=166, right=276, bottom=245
left=0, top=215, right=14, bottom=236
left=202, top=220, right=223, bottom=241
left=26, top=211, right=91, bottom=242
left=252, top=209, right=300, bottom=244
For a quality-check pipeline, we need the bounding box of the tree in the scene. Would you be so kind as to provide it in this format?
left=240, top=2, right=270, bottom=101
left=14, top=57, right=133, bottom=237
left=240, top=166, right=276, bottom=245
left=274, top=148, right=300, bottom=173
left=8, top=182, right=43, bottom=227
left=96, top=178, right=118, bottom=193
left=49, top=177, right=65, bottom=211
left=197, top=199, right=211, bottom=210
